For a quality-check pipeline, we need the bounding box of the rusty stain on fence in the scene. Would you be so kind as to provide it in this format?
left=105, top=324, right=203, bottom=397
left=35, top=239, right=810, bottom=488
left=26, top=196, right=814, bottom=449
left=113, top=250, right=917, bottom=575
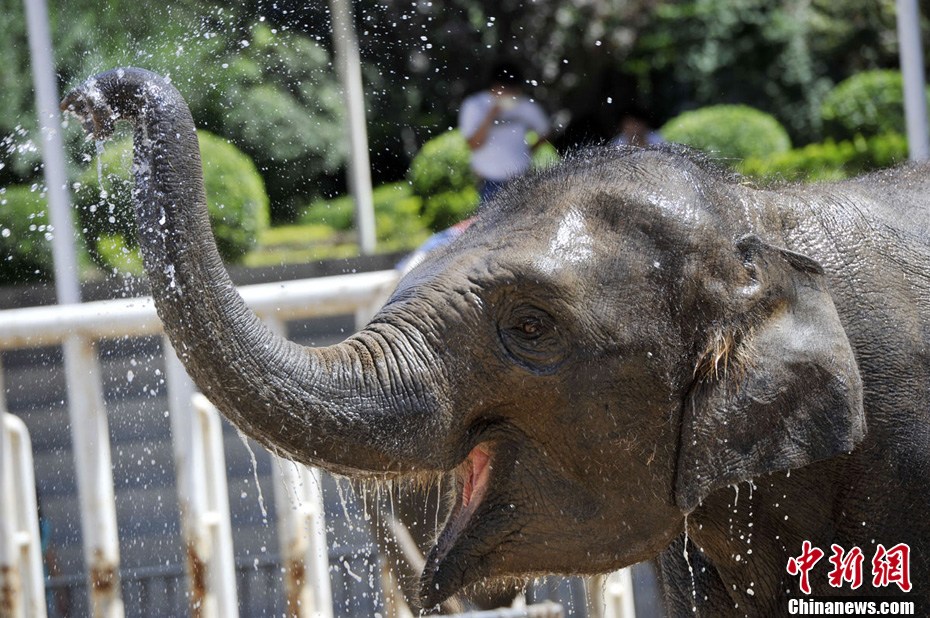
left=285, top=556, right=307, bottom=617
left=185, top=540, right=208, bottom=618
left=90, top=550, right=119, bottom=605
left=0, top=564, right=20, bottom=617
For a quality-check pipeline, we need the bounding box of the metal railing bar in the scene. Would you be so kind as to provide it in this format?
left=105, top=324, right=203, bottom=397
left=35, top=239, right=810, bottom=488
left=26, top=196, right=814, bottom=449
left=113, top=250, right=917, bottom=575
left=0, top=270, right=399, bottom=351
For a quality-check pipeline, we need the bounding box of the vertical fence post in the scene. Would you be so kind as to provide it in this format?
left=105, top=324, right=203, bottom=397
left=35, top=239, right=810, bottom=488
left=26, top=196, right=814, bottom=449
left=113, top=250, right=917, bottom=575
left=164, top=341, right=239, bottom=618
left=63, top=336, right=124, bottom=618
left=271, top=460, right=334, bottom=618
left=1, top=390, right=47, bottom=618
left=264, top=317, right=334, bottom=618
left=591, top=569, right=636, bottom=618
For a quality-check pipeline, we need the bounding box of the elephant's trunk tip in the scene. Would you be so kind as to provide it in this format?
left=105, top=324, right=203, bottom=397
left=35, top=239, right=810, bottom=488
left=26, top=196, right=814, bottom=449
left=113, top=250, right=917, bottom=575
left=61, top=67, right=169, bottom=141
left=61, top=78, right=118, bottom=141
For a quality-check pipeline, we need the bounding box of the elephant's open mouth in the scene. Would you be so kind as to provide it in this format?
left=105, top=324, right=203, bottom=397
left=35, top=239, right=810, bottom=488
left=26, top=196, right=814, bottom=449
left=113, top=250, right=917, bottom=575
left=461, top=443, right=492, bottom=511
left=420, top=442, right=496, bottom=606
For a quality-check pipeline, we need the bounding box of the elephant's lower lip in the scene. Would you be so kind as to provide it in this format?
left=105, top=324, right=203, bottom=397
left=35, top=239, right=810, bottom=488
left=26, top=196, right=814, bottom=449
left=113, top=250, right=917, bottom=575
left=419, top=442, right=495, bottom=607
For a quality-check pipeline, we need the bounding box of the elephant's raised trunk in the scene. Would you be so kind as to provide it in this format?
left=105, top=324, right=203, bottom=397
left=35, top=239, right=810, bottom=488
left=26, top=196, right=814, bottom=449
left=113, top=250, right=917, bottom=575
left=61, top=68, right=452, bottom=476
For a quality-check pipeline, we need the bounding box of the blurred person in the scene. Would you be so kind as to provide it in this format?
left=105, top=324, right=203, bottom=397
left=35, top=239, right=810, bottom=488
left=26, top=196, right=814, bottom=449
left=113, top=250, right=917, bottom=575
left=459, top=61, right=550, bottom=203
left=613, top=108, right=665, bottom=147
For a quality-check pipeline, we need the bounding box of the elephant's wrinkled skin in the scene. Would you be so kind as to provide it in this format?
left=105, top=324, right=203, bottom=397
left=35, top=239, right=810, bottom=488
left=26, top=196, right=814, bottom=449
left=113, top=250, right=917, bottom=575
left=62, top=68, right=930, bottom=614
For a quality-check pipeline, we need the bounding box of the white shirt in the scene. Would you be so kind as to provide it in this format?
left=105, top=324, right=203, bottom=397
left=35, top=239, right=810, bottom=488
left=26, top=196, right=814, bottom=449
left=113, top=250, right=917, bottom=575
left=459, top=91, right=550, bottom=182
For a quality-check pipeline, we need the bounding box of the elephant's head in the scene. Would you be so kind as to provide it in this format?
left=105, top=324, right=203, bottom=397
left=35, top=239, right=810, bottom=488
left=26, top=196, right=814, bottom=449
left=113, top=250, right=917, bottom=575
left=62, top=68, right=864, bottom=607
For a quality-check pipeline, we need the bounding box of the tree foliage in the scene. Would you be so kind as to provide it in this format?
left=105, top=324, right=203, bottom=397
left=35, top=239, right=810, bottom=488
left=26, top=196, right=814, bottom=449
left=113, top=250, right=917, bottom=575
left=73, top=130, right=269, bottom=273
left=0, top=0, right=925, bottom=229
left=627, top=0, right=903, bottom=141
left=821, top=70, right=930, bottom=139
left=1, top=1, right=345, bottom=222
left=0, top=186, right=55, bottom=284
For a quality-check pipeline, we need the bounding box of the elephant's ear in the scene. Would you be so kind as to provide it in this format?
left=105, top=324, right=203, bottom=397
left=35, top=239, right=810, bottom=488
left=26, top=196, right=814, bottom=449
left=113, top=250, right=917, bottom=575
left=675, top=235, right=865, bottom=512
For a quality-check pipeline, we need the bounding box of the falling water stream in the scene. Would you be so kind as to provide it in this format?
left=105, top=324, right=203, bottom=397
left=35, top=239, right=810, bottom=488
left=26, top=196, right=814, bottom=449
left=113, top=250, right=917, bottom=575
left=236, top=428, right=268, bottom=521
left=334, top=477, right=355, bottom=525
left=683, top=514, right=698, bottom=613
left=96, top=139, right=106, bottom=189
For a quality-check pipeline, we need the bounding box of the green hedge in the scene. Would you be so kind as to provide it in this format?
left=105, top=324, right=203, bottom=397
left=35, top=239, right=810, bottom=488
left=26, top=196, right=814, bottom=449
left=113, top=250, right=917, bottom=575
left=660, top=105, right=792, bottom=162
left=407, top=130, right=476, bottom=198
left=821, top=70, right=930, bottom=140
left=369, top=183, right=430, bottom=249
left=404, top=129, right=561, bottom=232
left=301, top=130, right=558, bottom=245
left=300, top=194, right=356, bottom=231
left=406, top=130, right=479, bottom=232
left=199, top=132, right=270, bottom=260
left=74, top=130, right=269, bottom=273
left=738, top=132, right=908, bottom=183
left=0, top=186, right=54, bottom=284
left=300, top=182, right=432, bottom=250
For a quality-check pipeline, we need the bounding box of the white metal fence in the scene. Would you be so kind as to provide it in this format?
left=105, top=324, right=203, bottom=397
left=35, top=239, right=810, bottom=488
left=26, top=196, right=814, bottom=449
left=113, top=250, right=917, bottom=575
left=1, top=408, right=46, bottom=617
left=0, top=270, right=396, bottom=618
left=0, top=269, right=636, bottom=618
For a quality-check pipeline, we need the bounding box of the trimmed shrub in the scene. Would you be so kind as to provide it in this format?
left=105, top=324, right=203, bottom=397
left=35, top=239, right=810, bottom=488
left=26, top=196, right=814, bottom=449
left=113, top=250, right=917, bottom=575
left=821, top=70, right=930, bottom=140
left=420, top=187, right=481, bottom=233
left=300, top=195, right=356, bottom=231
left=0, top=185, right=54, bottom=284
left=198, top=132, right=270, bottom=260
left=531, top=139, right=560, bottom=170
left=738, top=132, right=908, bottom=183
left=407, top=130, right=480, bottom=232
left=660, top=105, right=792, bottom=162
left=74, top=130, right=269, bottom=272
left=370, top=183, right=429, bottom=247
left=300, top=182, right=431, bottom=250
left=407, top=130, right=476, bottom=198
left=406, top=129, right=560, bottom=233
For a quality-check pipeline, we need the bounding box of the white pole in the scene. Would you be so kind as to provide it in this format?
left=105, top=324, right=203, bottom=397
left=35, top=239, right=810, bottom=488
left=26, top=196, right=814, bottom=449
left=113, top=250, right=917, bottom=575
left=63, top=336, right=124, bottom=618
left=165, top=344, right=240, bottom=618
left=897, top=0, right=929, bottom=161
left=271, top=460, right=334, bottom=618
left=330, top=0, right=377, bottom=255
left=23, top=0, right=81, bottom=305
left=0, top=411, right=48, bottom=618
left=265, top=317, right=334, bottom=618
left=24, top=8, right=124, bottom=615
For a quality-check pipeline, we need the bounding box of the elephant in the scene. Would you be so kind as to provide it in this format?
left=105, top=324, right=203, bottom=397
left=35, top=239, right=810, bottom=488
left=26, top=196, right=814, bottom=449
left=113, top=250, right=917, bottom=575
left=61, top=68, right=930, bottom=615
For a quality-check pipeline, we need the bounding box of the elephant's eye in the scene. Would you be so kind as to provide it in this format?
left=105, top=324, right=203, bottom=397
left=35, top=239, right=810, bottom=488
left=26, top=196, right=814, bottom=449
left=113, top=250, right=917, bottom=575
left=518, top=316, right=542, bottom=337
left=499, top=305, right=566, bottom=373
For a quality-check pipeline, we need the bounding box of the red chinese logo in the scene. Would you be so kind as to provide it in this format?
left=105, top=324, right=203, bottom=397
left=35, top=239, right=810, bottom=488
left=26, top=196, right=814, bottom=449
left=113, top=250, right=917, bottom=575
left=872, top=543, right=912, bottom=593
left=828, top=544, right=864, bottom=589
left=787, top=542, right=912, bottom=594
left=787, top=540, right=825, bottom=594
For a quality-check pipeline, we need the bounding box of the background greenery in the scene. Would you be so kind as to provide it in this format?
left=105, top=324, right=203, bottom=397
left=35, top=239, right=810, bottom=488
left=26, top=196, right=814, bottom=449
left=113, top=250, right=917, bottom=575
left=0, top=0, right=927, bottom=284
left=659, top=105, right=792, bottom=161
left=72, top=130, right=269, bottom=275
